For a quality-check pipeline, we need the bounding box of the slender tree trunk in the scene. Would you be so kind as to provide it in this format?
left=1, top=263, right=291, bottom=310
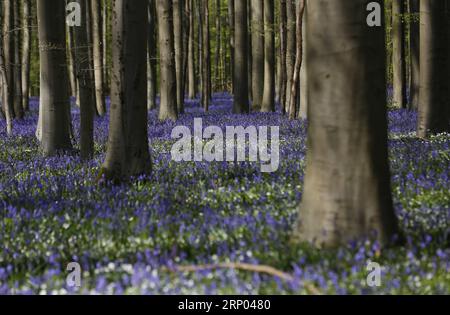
left=197, top=0, right=203, bottom=102
left=294, top=0, right=398, bottom=247
left=37, top=0, right=73, bottom=156
left=21, top=0, right=31, bottom=112
left=67, top=26, right=78, bottom=98
left=418, top=0, right=450, bottom=138
left=228, top=0, right=235, bottom=94
left=0, top=15, right=12, bottom=135
left=409, top=0, right=419, bottom=110
left=102, top=0, right=109, bottom=95
left=299, top=1, right=308, bottom=120
left=187, top=0, right=196, bottom=99
left=261, top=0, right=275, bottom=112
left=102, top=0, right=151, bottom=181
left=288, top=0, right=305, bottom=119
left=2, top=0, right=13, bottom=118
left=285, top=0, right=296, bottom=113
left=202, top=0, right=211, bottom=111
left=147, top=0, right=157, bottom=110
left=74, top=0, right=95, bottom=160
left=215, top=0, right=221, bottom=91
left=251, top=0, right=264, bottom=110
left=12, top=0, right=23, bottom=119
left=279, top=0, right=287, bottom=114
left=157, top=0, right=178, bottom=121
left=91, top=0, right=106, bottom=116
left=233, top=0, right=249, bottom=113
left=173, top=0, right=184, bottom=114
left=392, top=0, right=407, bottom=108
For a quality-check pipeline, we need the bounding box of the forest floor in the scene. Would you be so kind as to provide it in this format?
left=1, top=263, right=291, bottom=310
left=0, top=93, right=449, bottom=294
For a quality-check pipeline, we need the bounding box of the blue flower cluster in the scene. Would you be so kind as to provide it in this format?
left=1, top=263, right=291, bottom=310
left=0, top=94, right=448, bottom=294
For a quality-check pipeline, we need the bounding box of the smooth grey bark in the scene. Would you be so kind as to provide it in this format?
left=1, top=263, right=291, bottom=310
left=279, top=0, right=287, bottom=114
left=392, top=0, right=407, bottom=108
left=1, top=0, right=13, bottom=119
left=417, top=0, right=450, bottom=138
left=261, top=0, right=275, bottom=112
left=37, top=0, right=73, bottom=156
left=12, top=0, right=23, bottom=119
left=288, top=0, right=305, bottom=119
left=409, top=0, right=419, bottom=110
left=233, top=0, right=249, bottom=113
left=102, top=0, right=151, bottom=181
left=285, top=0, right=296, bottom=114
left=299, top=2, right=308, bottom=119
left=202, top=0, right=211, bottom=111
left=228, top=0, right=235, bottom=94
left=294, top=0, right=398, bottom=247
left=0, top=14, right=12, bottom=135
left=173, top=0, right=184, bottom=114
left=187, top=0, right=196, bottom=99
left=147, top=0, right=157, bottom=110
left=67, top=26, right=78, bottom=98
left=74, top=0, right=95, bottom=160
left=156, top=0, right=178, bottom=121
left=91, top=0, right=106, bottom=116
left=251, top=0, right=264, bottom=110
left=21, top=0, right=31, bottom=112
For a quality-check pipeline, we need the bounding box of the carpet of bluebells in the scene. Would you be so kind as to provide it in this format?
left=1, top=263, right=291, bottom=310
left=0, top=93, right=449, bottom=295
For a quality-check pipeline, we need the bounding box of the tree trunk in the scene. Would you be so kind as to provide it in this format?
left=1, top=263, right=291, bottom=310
left=279, top=0, right=287, bottom=114
left=294, top=0, right=398, bottom=247
left=392, top=0, right=407, bottom=108
left=0, top=13, right=12, bottom=135
left=102, top=0, right=151, bottom=181
left=418, top=0, right=450, bottom=138
left=147, top=0, right=157, bottom=110
left=409, top=0, right=419, bottom=110
left=91, top=0, right=106, bottom=116
left=37, top=0, right=73, bottom=156
left=288, top=0, right=305, bottom=119
left=2, top=0, right=13, bottom=119
left=250, top=0, right=264, bottom=110
left=12, top=0, right=23, bottom=119
left=21, top=0, right=31, bottom=112
left=202, top=1, right=211, bottom=111
left=299, top=1, right=308, bottom=120
left=215, top=0, right=221, bottom=91
left=157, top=0, right=178, bottom=121
left=285, top=0, right=296, bottom=114
left=67, top=26, right=78, bottom=99
left=261, top=0, right=275, bottom=112
left=233, top=0, right=249, bottom=113
left=187, top=0, right=196, bottom=99
left=228, top=0, right=235, bottom=94
left=74, top=0, right=95, bottom=160
left=173, top=0, right=184, bottom=114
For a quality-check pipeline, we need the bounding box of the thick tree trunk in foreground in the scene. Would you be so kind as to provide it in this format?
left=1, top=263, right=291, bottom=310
left=102, top=0, right=151, bottom=181
left=233, top=0, right=249, bottom=114
left=21, top=0, right=31, bottom=112
left=157, top=0, right=178, bottom=121
left=91, top=0, right=106, bottom=116
left=74, top=0, right=95, bottom=160
left=392, top=0, right=407, bottom=108
left=251, top=0, right=264, bottom=110
left=409, top=0, right=419, bottom=110
left=418, top=0, right=450, bottom=138
left=261, top=0, right=275, bottom=112
left=294, top=0, right=398, bottom=247
left=37, top=0, right=73, bottom=156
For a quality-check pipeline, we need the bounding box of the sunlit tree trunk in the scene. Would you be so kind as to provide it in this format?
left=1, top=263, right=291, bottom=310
left=102, top=0, right=151, bottom=181
left=91, top=0, right=106, bottom=116
left=299, top=1, right=308, bottom=120
left=202, top=0, right=211, bottom=111
left=173, top=0, right=184, bottom=114
left=261, top=0, right=275, bottom=112
left=285, top=0, right=296, bottom=114
left=157, top=0, right=178, bottom=121
left=21, top=0, right=31, bottom=112
left=409, top=0, right=419, bottom=110
left=147, top=0, right=157, bottom=110
left=187, top=0, right=196, bottom=99
left=0, top=15, right=12, bottom=135
left=233, top=0, right=249, bottom=113
left=37, top=0, right=73, bottom=155
left=279, top=0, right=287, bottom=114
left=12, top=0, right=23, bottom=119
left=392, top=0, right=407, bottom=108
left=251, top=0, right=264, bottom=110
left=294, top=0, right=398, bottom=247
left=418, top=0, right=450, bottom=138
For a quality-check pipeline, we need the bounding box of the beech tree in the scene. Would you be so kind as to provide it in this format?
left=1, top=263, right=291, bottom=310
left=233, top=0, right=249, bottom=114
left=251, top=0, right=264, bottom=111
left=36, top=0, right=73, bottom=156
left=102, top=0, right=151, bottom=181
left=294, top=0, right=399, bottom=247
left=261, top=0, right=275, bottom=113
left=392, top=0, right=407, bottom=108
